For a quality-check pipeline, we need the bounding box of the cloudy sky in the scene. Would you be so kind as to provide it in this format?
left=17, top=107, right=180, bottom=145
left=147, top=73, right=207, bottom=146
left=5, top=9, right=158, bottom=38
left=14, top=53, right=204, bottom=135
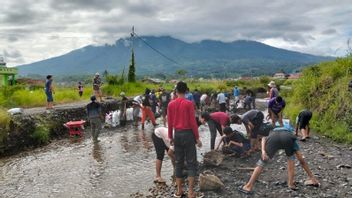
left=0, top=0, right=351, bottom=66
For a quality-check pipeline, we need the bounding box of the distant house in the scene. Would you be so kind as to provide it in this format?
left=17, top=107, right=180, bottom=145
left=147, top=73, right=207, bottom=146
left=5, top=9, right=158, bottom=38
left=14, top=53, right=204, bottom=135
left=240, top=76, right=254, bottom=81
left=273, top=72, right=287, bottom=79
left=288, top=73, right=302, bottom=79
left=142, top=78, right=165, bottom=84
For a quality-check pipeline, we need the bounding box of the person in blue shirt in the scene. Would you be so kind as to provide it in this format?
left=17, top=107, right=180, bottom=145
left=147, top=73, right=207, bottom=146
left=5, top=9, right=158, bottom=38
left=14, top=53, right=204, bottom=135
left=45, top=75, right=54, bottom=109
left=233, top=86, right=240, bottom=105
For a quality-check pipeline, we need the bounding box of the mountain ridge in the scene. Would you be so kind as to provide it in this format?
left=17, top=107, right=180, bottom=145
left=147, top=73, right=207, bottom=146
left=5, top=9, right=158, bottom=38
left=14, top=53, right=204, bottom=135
left=17, top=36, right=333, bottom=77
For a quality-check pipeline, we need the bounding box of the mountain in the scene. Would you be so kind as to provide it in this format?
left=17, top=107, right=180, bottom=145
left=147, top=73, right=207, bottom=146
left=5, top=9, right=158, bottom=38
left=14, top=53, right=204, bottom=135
left=17, top=36, right=333, bottom=77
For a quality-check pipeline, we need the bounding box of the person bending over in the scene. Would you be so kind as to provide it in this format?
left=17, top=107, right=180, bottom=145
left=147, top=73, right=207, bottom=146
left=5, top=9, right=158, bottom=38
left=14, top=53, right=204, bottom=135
left=152, top=127, right=175, bottom=183
left=216, top=127, right=250, bottom=156
left=200, top=111, right=237, bottom=150
left=239, top=127, right=319, bottom=195
left=295, top=109, right=312, bottom=141
left=232, top=110, right=264, bottom=153
left=268, top=96, right=285, bottom=127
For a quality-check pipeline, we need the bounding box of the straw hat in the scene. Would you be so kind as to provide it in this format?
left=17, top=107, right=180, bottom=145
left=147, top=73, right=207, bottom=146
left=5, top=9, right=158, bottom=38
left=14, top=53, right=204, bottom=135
left=268, top=81, right=276, bottom=88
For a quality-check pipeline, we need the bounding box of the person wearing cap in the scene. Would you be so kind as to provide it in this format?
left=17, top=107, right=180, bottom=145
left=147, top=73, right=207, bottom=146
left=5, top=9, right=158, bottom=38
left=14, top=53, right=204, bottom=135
left=268, top=81, right=279, bottom=99
left=93, top=72, right=103, bottom=102
left=119, top=92, right=128, bottom=126
left=152, top=126, right=175, bottom=183
left=268, top=96, right=286, bottom=127
left=239, top=127, right=319, bottom=195
left=200, top=111, right=237, bottom=150
left=45, top=75, right=54, bottom=109
left=215, top=126, right=250, bottom=156
left=232, top=110, right=265, bottom=153
left=168, top=81, right=203, bottom=198
left=87, top=96, right=103, bottom=143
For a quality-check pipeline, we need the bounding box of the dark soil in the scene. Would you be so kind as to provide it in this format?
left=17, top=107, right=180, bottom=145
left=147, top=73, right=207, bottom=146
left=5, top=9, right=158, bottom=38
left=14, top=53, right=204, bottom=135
left=132, top=134, right=352, bottom=198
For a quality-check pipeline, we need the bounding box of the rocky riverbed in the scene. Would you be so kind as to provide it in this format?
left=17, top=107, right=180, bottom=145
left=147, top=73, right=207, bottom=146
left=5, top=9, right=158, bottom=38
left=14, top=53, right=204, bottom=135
left=132, top=133, right=352, bottom=198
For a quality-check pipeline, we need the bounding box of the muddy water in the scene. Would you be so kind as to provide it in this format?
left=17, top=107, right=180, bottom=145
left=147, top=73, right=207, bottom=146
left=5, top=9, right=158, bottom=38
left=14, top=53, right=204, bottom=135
left=0, top=120, right=216, bottom=198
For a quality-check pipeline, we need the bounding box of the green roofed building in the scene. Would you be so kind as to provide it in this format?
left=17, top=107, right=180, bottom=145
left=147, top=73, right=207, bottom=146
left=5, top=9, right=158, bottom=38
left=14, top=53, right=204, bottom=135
left=0, top=57, right=17, bottom=86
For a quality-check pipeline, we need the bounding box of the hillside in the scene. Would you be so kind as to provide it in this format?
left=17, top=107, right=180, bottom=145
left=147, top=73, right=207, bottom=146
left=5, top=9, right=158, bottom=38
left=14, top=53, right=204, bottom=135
left=17, top=36, right=333, bottom=77
left=285, top=55, right=352, bottom=143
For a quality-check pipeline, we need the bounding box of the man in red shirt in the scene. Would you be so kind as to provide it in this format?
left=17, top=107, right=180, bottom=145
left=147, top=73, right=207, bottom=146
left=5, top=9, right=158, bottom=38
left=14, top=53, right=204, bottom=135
left=168, top=81, right=203, bottom=198
left=200, top=111, right=236, bottom=150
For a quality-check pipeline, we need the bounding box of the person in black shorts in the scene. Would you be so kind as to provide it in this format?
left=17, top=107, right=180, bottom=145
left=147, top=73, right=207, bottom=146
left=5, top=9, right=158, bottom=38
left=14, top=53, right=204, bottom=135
left=152, top=127, right=175, bottom=183
left=239, top=128, right=319, bottom=194
left=295, top=109, right=312, bottom=141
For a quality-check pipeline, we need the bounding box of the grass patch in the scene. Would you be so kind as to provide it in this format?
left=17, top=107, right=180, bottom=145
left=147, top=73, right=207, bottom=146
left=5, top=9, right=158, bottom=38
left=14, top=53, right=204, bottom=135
left=285, top=56, right=352, bottom=143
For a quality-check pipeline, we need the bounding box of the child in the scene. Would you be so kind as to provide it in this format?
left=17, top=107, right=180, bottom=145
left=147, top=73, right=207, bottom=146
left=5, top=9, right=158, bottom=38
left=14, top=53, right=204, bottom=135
left=216, top=126, right=250, bottom=156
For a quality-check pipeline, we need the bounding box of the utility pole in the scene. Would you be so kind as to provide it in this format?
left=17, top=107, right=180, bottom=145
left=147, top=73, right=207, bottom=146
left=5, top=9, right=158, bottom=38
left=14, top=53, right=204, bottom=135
left=131, top=26, right=135, bottom=51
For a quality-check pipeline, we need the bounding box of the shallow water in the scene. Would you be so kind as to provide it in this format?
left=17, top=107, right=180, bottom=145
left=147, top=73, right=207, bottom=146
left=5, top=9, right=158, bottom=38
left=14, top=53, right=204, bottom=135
left=0, top=100, right=266, bottom=198
left=0, top=120, right=216, bottom=198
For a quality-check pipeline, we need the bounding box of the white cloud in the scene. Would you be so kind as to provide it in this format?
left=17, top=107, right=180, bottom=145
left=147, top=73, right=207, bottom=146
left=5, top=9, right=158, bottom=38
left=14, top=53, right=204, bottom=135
left=0, top=0, right=351, bottom=66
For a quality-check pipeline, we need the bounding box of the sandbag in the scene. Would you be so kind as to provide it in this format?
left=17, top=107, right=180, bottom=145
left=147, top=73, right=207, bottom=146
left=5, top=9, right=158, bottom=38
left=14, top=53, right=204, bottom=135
left=199, top=170, right=224, bottom=191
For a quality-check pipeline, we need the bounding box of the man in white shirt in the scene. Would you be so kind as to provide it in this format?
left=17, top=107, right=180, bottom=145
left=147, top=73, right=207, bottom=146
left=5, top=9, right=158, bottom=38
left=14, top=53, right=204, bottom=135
left=152, top=127, right=175, bottom=183
left=216, top=92, right=227, bottom=112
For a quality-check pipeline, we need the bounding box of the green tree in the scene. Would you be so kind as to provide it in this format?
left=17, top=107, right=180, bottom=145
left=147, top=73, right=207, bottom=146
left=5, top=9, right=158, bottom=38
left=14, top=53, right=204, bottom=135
left=128, top=50, right=136, bottom=82
left=176, top=69, right=187, bottom=78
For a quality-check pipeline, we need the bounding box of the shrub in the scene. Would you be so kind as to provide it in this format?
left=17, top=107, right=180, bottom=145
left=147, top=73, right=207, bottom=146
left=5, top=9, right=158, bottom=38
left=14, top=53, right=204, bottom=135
left=32, top=125, right=50, bottom=144
left=0, top=109, right=10, bottom=146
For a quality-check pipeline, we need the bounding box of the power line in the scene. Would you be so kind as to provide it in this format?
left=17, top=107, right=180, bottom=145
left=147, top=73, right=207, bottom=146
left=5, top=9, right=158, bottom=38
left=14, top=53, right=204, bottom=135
left=132, top=32, right=180, bottom=65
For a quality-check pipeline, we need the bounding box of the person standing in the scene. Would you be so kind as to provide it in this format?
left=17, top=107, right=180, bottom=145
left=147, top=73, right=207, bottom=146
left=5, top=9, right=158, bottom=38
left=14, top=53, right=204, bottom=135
left=45, top=75, right=54, bottom=109
left=216, top=91, right=227, bottom=112
left=233, top=86, right=240, bottom=106
left=78, top=81, right=83, bottom=97
left=268, top=96, right=286, bottom=127
left=168, top=81, right=203, bottom=198
left=87, top=96, right=103, bottom=143
left=200, top=92, right=208, bottom=112
left=132, top=95, right=143, bottom=126
left=119, top=92, right=128, bottom=127
left=159, top=88, right=170, bottom=126
left=268, top=81, right=279, bottom=99
left=150, top=89, right=158, bottom=114
left=193, top=89, right=201, bottom=110
left=152, top=127, right=175, bottom=183
left=141, top=88, right=157, bottom=130
left=295, top=109, right=313, bottom=141
left=93, top=72, right=103, bottom=102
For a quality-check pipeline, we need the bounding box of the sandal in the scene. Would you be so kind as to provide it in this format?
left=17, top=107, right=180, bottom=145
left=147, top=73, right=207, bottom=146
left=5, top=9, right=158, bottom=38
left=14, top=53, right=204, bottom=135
left=153, top=177, right=166, bottom=183
left=288, top=185, right=299, bottom=191
left=304, top=180, right=320, bottom=187
left=173, top=192, right=184, bottom=198
left=238, top=186, right=253, bottom=195
left=188, top=192, right=204, bottom=198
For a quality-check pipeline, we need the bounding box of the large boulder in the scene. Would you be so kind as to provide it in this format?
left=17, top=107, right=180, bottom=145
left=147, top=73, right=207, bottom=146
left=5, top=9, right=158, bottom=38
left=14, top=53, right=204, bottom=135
left=199, top=170, right=224, bottom=191
left=203, top=150, right=224, bottom=166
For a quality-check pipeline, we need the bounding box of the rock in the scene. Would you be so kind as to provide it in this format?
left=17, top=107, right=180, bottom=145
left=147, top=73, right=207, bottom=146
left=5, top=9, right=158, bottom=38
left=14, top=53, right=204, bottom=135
left=199, top=170, right=224, bottom=191
left=203, top=151, right=224, bottom=166
left=336, top=164, right=352, bottom=169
